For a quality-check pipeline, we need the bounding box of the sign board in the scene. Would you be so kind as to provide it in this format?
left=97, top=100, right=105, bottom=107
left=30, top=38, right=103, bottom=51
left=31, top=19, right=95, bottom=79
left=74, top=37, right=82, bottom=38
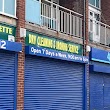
left=0, top=23, right=16, bottom=41
left=90, top=47, right=110, bottom=64
left=26, top=46, right=89, bottom=64
left=25, top=31, right=83, bottom=55
left=0, top=40, right=22, bottom=52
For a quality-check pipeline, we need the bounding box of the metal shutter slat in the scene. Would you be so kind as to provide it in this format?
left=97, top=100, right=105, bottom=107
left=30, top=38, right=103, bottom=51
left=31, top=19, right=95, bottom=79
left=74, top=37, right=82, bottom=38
left=104, top=74, right=110, bottom=110
left=25, top=56, right=83, bottom=110
left=0, top=51, right=15, bottom=110
left=90, top=73, right=104, bottom=110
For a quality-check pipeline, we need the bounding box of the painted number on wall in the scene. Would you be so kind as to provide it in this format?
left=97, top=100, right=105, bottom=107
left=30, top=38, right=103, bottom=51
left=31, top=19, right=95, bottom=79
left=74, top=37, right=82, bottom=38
left=0, top=40, right=6, bottom=49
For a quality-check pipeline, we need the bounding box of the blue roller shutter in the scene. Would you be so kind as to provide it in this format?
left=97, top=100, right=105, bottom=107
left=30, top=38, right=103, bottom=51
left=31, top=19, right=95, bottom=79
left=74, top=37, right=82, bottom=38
left=104, top=74, right=110, bottom=110
left=24, top=55, right=84, bottom=110
left=90, top=73, right=104, bottom=110
left=0, top=51, right=16, bottom=110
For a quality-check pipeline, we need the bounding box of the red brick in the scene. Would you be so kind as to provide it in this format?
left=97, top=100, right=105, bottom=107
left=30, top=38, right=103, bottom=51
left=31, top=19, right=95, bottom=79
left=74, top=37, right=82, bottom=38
left=16, top=0, right=25, bottom=110
left=101, top=0, right=110, bottom=25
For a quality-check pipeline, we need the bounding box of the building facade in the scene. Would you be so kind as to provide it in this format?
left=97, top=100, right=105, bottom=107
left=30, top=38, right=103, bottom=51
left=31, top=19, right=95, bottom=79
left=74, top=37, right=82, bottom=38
left=0, top=0, right=110, bottom=110
left=89, top=0, right=110, bottom=110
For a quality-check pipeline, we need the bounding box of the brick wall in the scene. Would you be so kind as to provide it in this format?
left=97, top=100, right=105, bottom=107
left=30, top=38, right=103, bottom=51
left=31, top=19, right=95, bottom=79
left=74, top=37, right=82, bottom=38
left=59, top=0, right=84, bottom=15
left=85, top=0, right=89, bottom=109
left=101, top=0, right=110, bottom=25
left=16, top=0, right=25, bottom=110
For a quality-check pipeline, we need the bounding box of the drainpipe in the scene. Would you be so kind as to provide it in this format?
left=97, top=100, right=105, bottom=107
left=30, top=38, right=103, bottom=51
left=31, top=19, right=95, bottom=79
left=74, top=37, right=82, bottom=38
left=83, top=0, right=89, bottom=56
left=83, top=0, right=89, bottom=110
left=83, top=0, right=86, bottom=56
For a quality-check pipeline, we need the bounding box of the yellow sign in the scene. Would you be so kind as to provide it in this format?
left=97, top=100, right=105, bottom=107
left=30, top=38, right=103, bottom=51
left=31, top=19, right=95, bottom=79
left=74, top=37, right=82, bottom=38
left=0, top=25, right=13, bottom=34
left=26, top=31, right=82, bottom=55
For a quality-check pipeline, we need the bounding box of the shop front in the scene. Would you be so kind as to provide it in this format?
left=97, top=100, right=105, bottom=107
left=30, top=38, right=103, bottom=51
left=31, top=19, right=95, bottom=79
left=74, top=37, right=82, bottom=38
left=24, top=31, right=88, bottom=110
left=0, top=40, right=21, bottom=110
left=90, top=47, right=110, bottom=110
left=0, top=23, right=22, bottom=110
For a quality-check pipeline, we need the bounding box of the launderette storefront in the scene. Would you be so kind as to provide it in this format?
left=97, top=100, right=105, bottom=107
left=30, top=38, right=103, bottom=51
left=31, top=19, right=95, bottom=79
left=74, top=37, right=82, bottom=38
left=24, top=31, right=88, bottom=110
left=90, top=47, right=110, bottom=110
left=0, top=40, right=22, bottom=110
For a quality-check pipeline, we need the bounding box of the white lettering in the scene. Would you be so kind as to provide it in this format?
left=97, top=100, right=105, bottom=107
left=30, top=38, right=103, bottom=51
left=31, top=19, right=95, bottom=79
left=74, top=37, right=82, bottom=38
left=58, top=52, right=67, bottom=58
left=42, top=49, right=45, bottom=54
left=74, top=56, right=82, bottom=61
left=68, top=54, right=75, bottom=60
left=45, top=50, right=55, bottom=57
left=83, top=57, right=88, bottom=62
left=31, top=47, right=41, bottom=54
left=0, top=40, right=6, bottom=49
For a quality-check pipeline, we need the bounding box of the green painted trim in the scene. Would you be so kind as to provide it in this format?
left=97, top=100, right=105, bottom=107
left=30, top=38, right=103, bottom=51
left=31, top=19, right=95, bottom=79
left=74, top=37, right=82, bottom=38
left=25, top=30, right=83, bottom=55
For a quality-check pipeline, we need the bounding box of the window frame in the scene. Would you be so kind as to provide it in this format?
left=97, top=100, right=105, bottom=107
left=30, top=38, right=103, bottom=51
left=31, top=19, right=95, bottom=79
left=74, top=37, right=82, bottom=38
left=89, top=6, right=101, bottom=42
left=0, top=0, right=16, bottom=18
left=89, top=0, right=101, bottom=9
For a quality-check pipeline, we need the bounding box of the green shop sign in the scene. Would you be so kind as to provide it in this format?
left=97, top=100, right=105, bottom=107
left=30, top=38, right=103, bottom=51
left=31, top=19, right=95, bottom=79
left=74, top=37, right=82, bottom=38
left=25, top=31, right=83, bottom=55
left=0, top=23, right=16, bottom=41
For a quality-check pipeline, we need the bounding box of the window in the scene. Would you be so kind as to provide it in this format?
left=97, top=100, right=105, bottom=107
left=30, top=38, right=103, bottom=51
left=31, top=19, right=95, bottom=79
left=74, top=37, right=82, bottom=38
left=90, top=19, right=93, bottom=32
left=0, top=1, right=2, bottom=12
left=89, top=0, right=95, bottom=6
left=89, top=0, right=100, bottom=8
left=95, top=22, right=99, bottom=35
left=0, top=0, right=16, bottom=17
left=41, top=0, right=58, bottom=30
left=96, top=0, right=100, bottom=8
left=26, top=0, right=41, bottom=24
left=94, top=13, right=100, bottom=36
left=89, top=10, right=101, bottom=42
